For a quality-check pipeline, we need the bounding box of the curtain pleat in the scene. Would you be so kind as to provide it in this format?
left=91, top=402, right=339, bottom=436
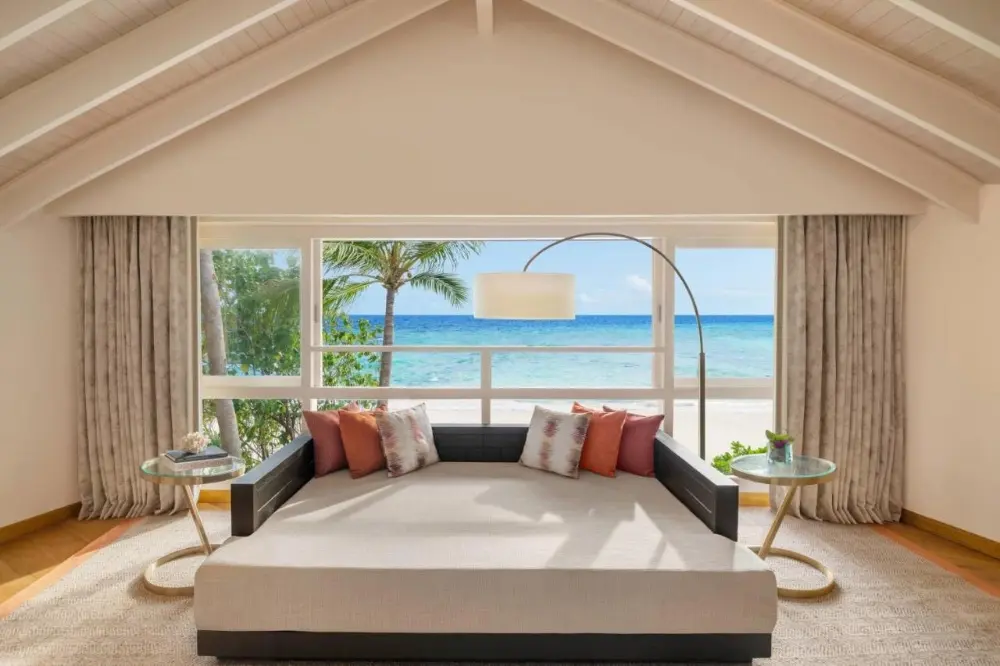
left=78, top=216, right=193, bottom=519
left=776, top=215, right=905, bottom=524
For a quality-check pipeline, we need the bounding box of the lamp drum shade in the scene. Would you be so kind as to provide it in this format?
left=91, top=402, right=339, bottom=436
left=474, top=272, right=575, bottom=320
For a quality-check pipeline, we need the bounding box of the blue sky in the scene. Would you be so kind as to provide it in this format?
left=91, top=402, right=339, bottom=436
left=342, top=241, right=775, bottom=316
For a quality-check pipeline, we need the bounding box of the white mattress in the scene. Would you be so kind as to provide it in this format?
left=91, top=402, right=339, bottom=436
left=195, top=463, right=776, bottom=634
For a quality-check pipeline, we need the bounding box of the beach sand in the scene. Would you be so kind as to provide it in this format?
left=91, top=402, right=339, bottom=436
left=389, top=398, right=774, bottom=461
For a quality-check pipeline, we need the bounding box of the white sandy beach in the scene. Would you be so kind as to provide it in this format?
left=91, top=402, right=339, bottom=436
left=389, top=398, right=774, bottom=461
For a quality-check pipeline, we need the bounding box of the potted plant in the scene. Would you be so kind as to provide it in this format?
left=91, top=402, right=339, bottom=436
left=765, top=430, right=794, bottom=465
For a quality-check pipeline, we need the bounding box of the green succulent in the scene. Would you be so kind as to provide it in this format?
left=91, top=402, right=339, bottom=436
left=765, top=430, right=794, bottom=444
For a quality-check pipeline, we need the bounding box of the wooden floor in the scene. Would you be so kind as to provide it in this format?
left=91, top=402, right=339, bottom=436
left=879, top=522, right=1000, bottom=593
left=0, top=503, right=229, bottom=606
left=0, top=504, right=997, bottom=607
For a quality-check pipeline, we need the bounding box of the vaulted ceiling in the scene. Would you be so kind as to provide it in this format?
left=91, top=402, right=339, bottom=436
left=0, top=0, right=997, bottom=224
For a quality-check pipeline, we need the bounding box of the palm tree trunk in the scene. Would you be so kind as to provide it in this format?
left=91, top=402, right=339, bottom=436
left=378, top=287, right=396, bottom=397
left=199, top=250, right=241, bottom=457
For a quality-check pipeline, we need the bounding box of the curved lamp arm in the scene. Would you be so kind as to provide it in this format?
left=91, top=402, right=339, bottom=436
left=522, top=232, right=707, bottom=460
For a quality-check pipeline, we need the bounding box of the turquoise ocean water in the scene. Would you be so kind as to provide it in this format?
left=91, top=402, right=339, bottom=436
left=344, top=315, right=773, bottom=388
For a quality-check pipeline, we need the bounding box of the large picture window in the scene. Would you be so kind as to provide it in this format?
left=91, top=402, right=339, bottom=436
left=199, top=224, right=776, bottom=469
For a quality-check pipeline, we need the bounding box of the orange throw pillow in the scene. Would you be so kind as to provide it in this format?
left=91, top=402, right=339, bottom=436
left=339, top=409, right=386, bottom=478
left=572, top=402, right=627, bottom=477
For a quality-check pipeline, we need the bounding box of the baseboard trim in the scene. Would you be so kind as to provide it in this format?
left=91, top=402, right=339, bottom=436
left=199, top=489, right=231, bottom=503
left=0, top=503, right=82, bottom=546
left=901, top=509, right=1000, bottom=560
left=739, top=492, right=769, bottom=507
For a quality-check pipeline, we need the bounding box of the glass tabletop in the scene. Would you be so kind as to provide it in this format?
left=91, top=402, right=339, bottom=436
left=729, top=454, right=836, bottom=485
left=139, top=457, right=245, bottom=486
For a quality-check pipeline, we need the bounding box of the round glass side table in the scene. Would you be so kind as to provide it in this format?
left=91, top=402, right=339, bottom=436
left=138, top=457, right=244, bottom=597
left=730, top=453, right=838, bottom=599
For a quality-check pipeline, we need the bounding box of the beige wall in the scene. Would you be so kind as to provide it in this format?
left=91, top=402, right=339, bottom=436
left=0, top=213, right=79, bottom=527
left=49, top=0, right=924, bottom=217
left=905, top=185, right=1000, bottom=542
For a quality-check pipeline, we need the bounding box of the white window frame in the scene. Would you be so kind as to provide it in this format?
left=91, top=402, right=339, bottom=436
left=197, top=217, right=777, bottom=455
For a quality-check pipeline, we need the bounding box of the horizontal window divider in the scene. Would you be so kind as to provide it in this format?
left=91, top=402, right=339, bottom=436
left=312, top=345, right=664, bottom=353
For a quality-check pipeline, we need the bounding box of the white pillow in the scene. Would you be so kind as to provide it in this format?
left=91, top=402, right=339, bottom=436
left=520, top=406, right=589, bottom=478
left=375, top=403, right=440, bottom=477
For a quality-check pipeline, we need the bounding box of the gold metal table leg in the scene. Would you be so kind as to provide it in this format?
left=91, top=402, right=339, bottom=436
left=750, top=484, right=837, bottom=599
left=141, top=486, right=220, bottom=597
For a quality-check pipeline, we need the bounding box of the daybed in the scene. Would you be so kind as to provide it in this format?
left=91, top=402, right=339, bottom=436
left=195, top=425, right=777, bottom=663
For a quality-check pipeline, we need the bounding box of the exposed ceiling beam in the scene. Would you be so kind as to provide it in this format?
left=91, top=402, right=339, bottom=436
left=0, top=0, right=301, bottom=162
left=477, top=0, right=494, bottom=35
left=0, top=0, right=93, bottom=53
left=889, top=0, right=1000, bottom=60
left=670, top=0, right=1000, bottom=171
left=0, top=0, right=451, bottom=228
left=521, top=0, right=981, bottom=220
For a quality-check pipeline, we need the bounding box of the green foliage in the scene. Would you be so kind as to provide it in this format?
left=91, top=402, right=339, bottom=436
left=711, top=440, right=769, bottom=475
left=201, top=250, right=382, bottom=468
left=765, top=430, right=794, bottom=443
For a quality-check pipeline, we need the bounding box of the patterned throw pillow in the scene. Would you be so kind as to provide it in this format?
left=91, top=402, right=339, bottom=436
left=375, top=403, right=440, bottom=478
left=520, top=406, right=589, bottom=478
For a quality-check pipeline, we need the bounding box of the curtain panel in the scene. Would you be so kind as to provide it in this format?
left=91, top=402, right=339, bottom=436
left=778, top=215, right=906, bottom=524
left=78, top=216, right=194, bottom=518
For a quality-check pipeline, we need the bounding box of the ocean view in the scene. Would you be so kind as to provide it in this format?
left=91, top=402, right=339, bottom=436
left=340, top=314, right=774, bottom=387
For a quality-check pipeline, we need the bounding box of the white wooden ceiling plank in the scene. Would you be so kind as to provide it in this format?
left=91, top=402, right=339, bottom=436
left=0, top=0, right=454, bottom=225
left=673, top=0, right=1000, bottom=168
left=888, top=0, right=1000, bottom=60
left=0, top=0, right=301, bottom=159
left=525, top=0, right=981, bottom=218
left=0, top=0, right=95, bottom=53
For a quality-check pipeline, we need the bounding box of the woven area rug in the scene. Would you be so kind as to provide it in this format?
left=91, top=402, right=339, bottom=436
left=0, top=507, right=998, bottom=665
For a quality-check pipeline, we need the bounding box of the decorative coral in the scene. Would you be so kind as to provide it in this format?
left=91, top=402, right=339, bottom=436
left=179, top=432, right=209, bottom=454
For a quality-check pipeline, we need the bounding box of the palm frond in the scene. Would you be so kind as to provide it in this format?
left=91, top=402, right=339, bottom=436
left=405, top=271, right=470, bottom=307
left=323, top=276, right=378, bottom=312
left=322, top=241, right=389, bottom=278
left=402, top=241, right=484, bottom=272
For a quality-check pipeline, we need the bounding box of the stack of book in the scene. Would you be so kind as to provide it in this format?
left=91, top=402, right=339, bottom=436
left=161, top=446, right=230, bottom=472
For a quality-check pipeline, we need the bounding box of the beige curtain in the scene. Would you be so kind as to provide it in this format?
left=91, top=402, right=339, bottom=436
left=777, top=215, right=905, bottom=524
left=78, top=216, right=193, bottom=519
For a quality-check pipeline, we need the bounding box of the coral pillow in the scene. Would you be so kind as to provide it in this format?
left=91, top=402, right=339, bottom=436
left=604, top=406, right=665, bottom=477
left=520, top=406, right=589, bottom=478
left=339, top=409, right=387, bottom=478
left=303, top=403, right=361, bottom=477
left=375, top=403, right=439, bottom=477
left=572, top=402, right=626, bottom=477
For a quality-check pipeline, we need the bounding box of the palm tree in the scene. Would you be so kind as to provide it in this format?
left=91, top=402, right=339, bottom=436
left=322, top=241, right=483, bottom=387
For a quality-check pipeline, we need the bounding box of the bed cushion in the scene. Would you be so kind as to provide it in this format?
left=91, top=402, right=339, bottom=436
left=303, top=404, right=359, bottom=477
left=196, top=463, right=777, bottom=636
left=339, top=409, right=385, bottom=478
left=375, top=403, right=439, bottom=477
left=520, top=406, right=588, bottom=478
left=609, top=407, right=664, bottom=476
left=572, top=402, right=626, bottom=477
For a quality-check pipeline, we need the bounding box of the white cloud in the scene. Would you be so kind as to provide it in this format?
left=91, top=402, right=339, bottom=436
left=578, top=292, right=599, bottom=304
left=626, top=274, right=652, bottom=294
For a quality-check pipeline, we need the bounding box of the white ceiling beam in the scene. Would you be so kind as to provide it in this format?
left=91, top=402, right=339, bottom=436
left=0, top=0, right=301, bottom=161
left=0, top=0, right=451, bottom=228
left=477, top=0, right=494, bottom=35
left=522, top=0, right=981, bottom=220
left=888, top=0, right=1000, bottom=60
left=0, top=0, right=93, bottom=53
left=671, top=0, right=1000, bottom=171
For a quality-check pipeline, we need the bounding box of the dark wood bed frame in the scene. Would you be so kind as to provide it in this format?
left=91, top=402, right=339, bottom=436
left=202, top=426, right=768, bottom=664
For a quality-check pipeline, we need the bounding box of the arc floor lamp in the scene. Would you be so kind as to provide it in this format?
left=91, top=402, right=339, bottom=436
left=474, top=232, right=708, bottom=460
